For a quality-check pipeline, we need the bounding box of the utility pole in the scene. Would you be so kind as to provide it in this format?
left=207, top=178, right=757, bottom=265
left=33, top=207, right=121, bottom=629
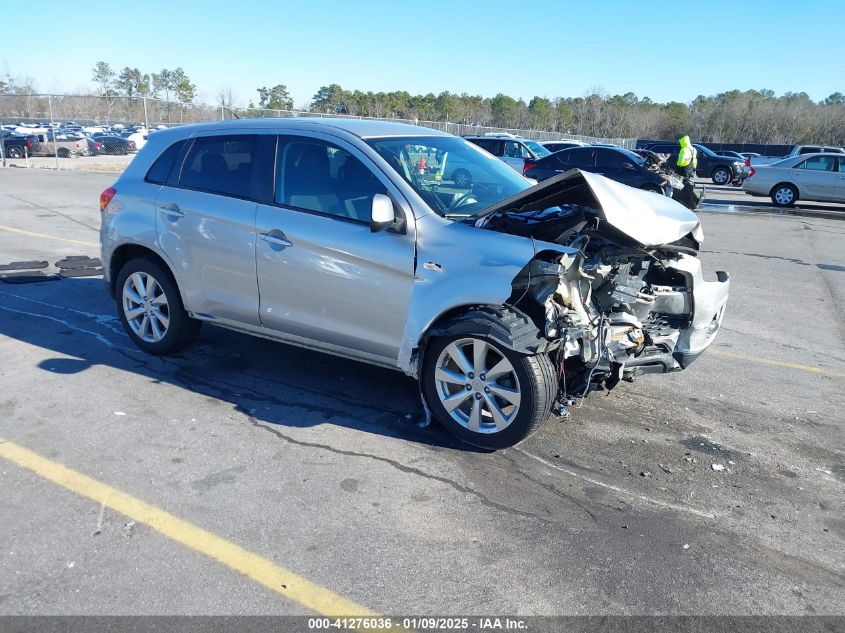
left=48, top=95, right=59, bottom=171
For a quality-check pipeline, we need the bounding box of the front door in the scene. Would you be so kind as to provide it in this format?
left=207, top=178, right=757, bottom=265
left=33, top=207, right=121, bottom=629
left=792, top=155, right=839, bottom=200
left=254, top=133, right=416, bottom=365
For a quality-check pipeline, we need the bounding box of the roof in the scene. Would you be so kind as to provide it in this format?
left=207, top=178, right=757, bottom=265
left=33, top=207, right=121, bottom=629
left=148, top=117, right=451, bottom=139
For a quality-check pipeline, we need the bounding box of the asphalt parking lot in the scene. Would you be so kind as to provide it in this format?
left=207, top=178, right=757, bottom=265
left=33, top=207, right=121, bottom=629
left=0, top=168, right=843, bottom=617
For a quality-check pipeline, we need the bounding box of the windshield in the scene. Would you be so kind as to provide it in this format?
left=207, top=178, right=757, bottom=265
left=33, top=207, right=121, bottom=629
left=366, top=136, right=532, bottom=217
left=523, top=140, right=550, bottom=157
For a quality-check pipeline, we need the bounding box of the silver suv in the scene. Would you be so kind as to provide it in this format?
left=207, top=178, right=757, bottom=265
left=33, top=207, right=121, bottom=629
left=101, top=119, right=730, bottom=449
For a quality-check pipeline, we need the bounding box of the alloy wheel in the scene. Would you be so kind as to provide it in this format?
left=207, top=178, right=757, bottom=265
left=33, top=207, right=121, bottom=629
left=434, top=337, right=521, bottom=434
left=122, top=271, right=170, bottom=343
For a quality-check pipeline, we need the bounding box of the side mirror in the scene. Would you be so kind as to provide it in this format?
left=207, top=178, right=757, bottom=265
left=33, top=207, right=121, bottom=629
left=370, top=194, right=395, bottom=233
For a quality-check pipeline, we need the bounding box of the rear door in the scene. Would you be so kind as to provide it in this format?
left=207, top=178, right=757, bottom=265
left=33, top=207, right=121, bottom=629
left=155, top=133, right=271, bottom=325
left=836, top=157, right=845, bottom=201
left=594, top=148, right=637, bottom=185
left=792, top=155, right=839, bottom=199
left=253, top=132, right=416, bottom=364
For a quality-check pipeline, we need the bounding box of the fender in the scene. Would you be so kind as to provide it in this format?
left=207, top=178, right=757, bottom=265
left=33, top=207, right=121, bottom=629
left=397, top=214, right=574, bottom=375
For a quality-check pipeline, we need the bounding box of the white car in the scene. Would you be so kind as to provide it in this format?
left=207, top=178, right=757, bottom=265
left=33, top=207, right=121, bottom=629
left=742, top=153, right=845, bottom=207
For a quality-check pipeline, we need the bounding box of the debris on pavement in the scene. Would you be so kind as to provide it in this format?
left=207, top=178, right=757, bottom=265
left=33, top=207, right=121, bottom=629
left=712, top=464, right=726, bottom=472
left=659, top=464, right=674, bottom=474
left=113, top=411, right=126, bottom=416
left=640, top=471, right=652, bottom=478
left=121, top=521, right=136, bottom=537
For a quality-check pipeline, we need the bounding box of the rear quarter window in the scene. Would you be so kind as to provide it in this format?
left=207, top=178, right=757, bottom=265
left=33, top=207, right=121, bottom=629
left=178, top=135, right=259, bottom=199
left=144, top=140, right=186, bottom=184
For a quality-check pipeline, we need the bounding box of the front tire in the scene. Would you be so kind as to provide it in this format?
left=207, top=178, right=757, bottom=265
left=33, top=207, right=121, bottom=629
left=422, top=310, right=556, bottom=449
left=712, top=167, right=731, bottom=185
left=771, top=183, right=798, bottom=207
left=115, top=256, right=201, bottom=355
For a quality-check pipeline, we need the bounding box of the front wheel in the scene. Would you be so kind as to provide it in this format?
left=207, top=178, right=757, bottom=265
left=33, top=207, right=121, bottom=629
left=422, top=312, right=556, bottom=449
left=115, top=256, right=201, bottom=355
left=712, top=167, right=731, bottom=185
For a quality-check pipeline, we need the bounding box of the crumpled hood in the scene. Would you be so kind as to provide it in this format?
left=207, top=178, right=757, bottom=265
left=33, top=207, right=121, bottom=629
left=472, top=168, right=701, bottom=247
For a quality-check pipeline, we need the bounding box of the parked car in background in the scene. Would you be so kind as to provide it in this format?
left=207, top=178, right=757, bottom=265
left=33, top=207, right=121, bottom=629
left=1, top=131, right=37, bottom=158
left=464, top=133, right=551, bottom=172
left=716, top=150, right=746, bottom=160
left=101, top=119, right=729, bottom=449
left=787, top=145, right=845, bottom=158
left=645, top=142, right=745, bottom=185
left=92, top=134, right=137, bottom=155
left=127, top=129, right=150, bottom=150
left=739, top=152, right=760, bottom=159
left=523, top=146, right=675, bottom=195
left=542, top=140, right=590, bottom=153
left=742, top=153, right=845, bottom=207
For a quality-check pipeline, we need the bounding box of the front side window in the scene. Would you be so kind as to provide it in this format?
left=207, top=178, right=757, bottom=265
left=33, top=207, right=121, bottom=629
left=561, top=147, right=594, bottom=166
left=595, top=149, right=628, bottom=169
left=798, top=155, right=837, bottom=171
left=366, top=135, right=530, bottom=217
left=179, top=135, right=258, bottom=199
left=798, top=146, right=820, bottom=155
left=275, top=136, right=386, bottom=222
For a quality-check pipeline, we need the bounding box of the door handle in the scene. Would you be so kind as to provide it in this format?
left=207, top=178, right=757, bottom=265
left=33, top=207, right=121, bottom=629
left=159, top=203, right=184, bottom=218
left=259, top=231, right=293, bottom=248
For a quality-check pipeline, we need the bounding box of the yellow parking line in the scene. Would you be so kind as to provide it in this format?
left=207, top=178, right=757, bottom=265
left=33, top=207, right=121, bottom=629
left=0, top=224, right=98, bottom=247
left=0, top=437, right=375, bottom=617
left=709, top=348, right=845, bottom=378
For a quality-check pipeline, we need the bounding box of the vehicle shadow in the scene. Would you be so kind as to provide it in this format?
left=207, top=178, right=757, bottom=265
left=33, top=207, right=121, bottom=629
left=0, top=276, right=481, bottom=452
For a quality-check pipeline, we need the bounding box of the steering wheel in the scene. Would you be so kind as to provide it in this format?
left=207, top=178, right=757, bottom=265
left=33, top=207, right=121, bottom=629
left=447, top=192, right=478, bottom=214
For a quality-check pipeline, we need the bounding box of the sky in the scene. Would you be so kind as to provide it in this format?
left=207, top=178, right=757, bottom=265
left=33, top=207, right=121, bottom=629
left=3, top=0, right=842, bottom=108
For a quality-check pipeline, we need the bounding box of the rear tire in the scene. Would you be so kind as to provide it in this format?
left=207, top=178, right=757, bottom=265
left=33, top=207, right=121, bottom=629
left=421, top=308, right=556, bottom=450
left=115, top=256, right=201, bottom=355
left=57, top=148, right=70, bottom=158
left=771, top=183, right=798, bottom=207
left=453, top=169, right=472, bottom=188
left=6, top=146, right=23, bottom=159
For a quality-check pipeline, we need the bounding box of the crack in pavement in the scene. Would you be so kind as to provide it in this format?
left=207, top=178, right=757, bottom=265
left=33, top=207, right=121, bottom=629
left=247, top=416, right=579, bottom=526
left=7, top=194, right=101, bottom=232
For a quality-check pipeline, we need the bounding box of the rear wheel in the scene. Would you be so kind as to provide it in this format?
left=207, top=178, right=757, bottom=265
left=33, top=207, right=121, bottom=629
left=57, top=148, right=70, bottom=158
left=453, top=169, right=472, bottom=188
left=422, top=309, right=556, bottom=449
left=115, top=256, right=201, bottom=355
left=771, top=183, right=798, bottom=207
left=6, top=146, right=23, bottom=159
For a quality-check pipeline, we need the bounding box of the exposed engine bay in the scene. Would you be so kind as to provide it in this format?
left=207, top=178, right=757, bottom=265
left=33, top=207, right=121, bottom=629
left=468, top=170, right=730, bottom=406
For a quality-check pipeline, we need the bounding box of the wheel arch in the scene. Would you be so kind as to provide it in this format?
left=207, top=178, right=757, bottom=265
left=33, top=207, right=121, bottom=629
left=769, top=181, right=799, bottom=198
left=108, top=244, right=187, bottom=307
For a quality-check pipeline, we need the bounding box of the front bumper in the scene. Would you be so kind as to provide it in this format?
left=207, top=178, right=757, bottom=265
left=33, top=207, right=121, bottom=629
left=668, top=255, right=730, bottom=367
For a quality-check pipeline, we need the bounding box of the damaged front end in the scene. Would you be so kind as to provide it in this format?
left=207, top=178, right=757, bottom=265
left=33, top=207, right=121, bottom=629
left=472, top=170, right=730, bottom=402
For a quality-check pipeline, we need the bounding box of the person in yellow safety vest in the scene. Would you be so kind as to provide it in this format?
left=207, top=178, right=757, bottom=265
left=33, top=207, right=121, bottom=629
left=676, top=134, right=697, bottom=178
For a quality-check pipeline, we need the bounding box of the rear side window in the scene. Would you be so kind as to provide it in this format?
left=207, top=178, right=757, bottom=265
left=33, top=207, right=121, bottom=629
left=595, top=149, right=628, bottom=168
left=472, top=139, right=501, bottom=155
left=562, top=147, right=594, bottom=166
left=797, top=155, right=837, bottom=171
left=798, top=146, right=820, bottom=155
left=145, top=140, right=186, bottom=184
left=178, top=135, right=259, bottom=199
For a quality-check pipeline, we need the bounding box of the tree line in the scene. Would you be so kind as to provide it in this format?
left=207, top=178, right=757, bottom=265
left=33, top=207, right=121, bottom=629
left=1, top=63, right=843, bottom=144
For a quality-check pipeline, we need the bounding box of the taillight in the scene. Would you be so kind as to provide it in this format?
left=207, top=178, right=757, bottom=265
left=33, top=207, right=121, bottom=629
left=749, top=167, right=755, bottom=178
left=523, top=162, right=537, bottom=175
left=96, top=143, right=103, bottom=150
left=100, top=187, right=116, bottom=212
left=744, top=157, right=750, bottom=167
left=25, top=140, right=32, bottom=148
